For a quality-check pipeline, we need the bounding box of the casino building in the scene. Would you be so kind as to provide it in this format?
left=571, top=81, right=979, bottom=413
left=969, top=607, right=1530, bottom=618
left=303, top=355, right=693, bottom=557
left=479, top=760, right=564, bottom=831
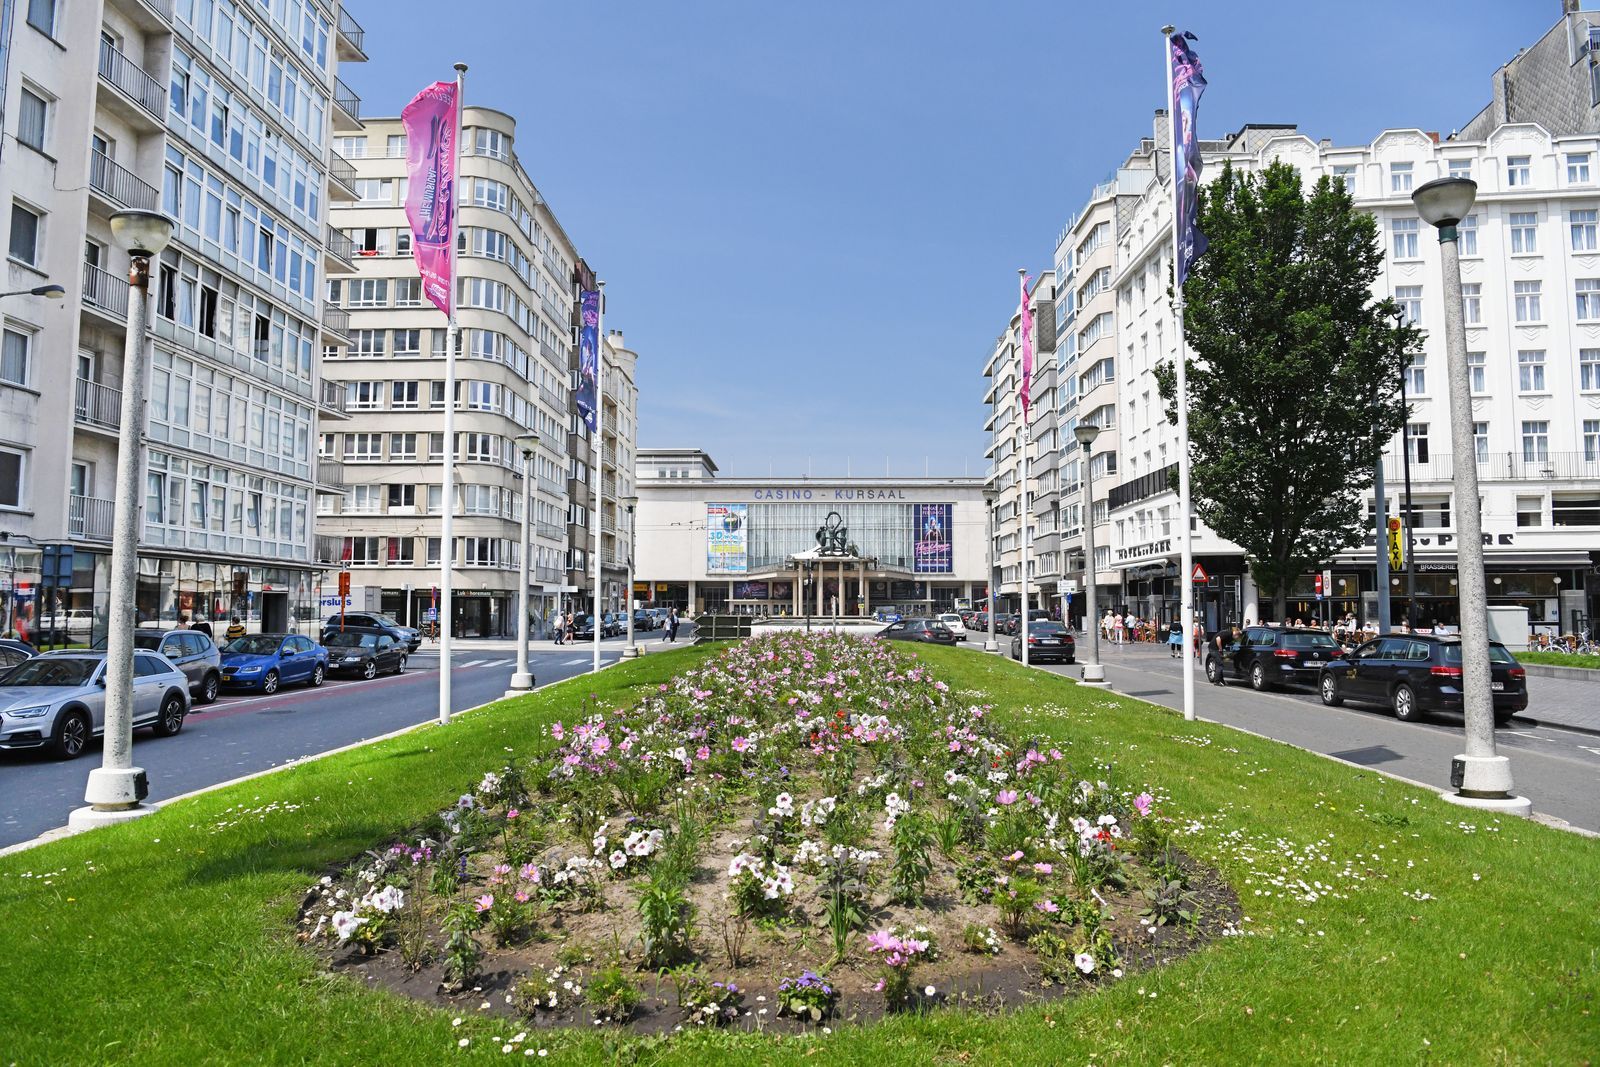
left=634, top=449, right=990, bottom=617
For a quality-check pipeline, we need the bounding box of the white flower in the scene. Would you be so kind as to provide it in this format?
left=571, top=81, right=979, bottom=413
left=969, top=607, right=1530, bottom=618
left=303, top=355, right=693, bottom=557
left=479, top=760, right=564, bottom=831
left=1075, top=952, right=1096, bottom=974
left=331, top=910, right=366, bottom=943
left=609, top=850, right=627, bottom=870
left=366, top=885, right=406, bottom=914
left=924, top=985, right=936, bottom=996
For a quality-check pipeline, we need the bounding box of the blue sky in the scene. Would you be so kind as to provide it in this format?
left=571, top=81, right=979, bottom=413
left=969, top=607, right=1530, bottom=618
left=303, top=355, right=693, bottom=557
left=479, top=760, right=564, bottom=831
left=347, top=0, right=1554, bottom=478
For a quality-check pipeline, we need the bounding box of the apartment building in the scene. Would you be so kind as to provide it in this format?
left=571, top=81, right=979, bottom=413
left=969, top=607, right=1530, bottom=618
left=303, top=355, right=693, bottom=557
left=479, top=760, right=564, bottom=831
left=321, top=107, right=578, bottom=637
left=1, top=0, right=364, bottom=642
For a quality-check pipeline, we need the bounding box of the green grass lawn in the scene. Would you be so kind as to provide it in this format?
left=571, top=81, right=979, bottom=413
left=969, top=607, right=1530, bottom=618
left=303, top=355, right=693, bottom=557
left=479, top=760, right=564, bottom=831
left=1, top=644, right=1596, bottom=1064
left=1517, top=649, right=1600, bottom=670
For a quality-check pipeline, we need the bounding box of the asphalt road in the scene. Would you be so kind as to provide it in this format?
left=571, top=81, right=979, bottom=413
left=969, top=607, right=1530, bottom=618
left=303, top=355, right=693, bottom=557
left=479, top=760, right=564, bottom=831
left=1003, top=643, right=1600, bottom=833
left=0, top=640, right=639, bottom=849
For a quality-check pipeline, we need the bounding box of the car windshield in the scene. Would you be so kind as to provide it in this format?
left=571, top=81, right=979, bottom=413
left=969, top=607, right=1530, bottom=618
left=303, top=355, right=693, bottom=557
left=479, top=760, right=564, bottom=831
left=326, top=634, right=377, bottom=649
left=1029, top=622, right=1066, bottom=635
left=1442, top=644, right=1518, bottom=666
left=1, top=657, right=98, bottom=687
left=227, top=635, right=284, bottom=655
left=1283, top=632, right=1340, bottom=650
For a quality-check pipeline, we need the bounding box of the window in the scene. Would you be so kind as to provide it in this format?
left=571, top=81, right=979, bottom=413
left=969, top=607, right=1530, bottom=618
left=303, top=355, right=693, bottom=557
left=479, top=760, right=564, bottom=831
left=9, top=203, right=41, bottom=265
left=1391, top=218, right=1419, bottom=260
left=345, top=381, right=381, bottom=410
left=1516, top=496, right=1543, bottom=528
left=387, top=536, right=414, bottom=565
left=389, top=433, right=418, bottom=460
left=1586, top=419, right=1600, bottom=461
left=474, top=128, right=508, bottom=159
left=1467, top=351, right=1486, bottom=393
left=1510, top=212, right=1538, bottom=254
left=17, top=88, right=47, bottom=151
left=1578, top=279, right=1600, bottom=320
left=355, top=178, right=392, bottom=204
left=1332, top=164, right=1356, bottom=192
left=342, top=536, right=380, bottom=565
left=1405, top=352, right=1425, bottom=394
left=1507, top=155, right=1531, bottom=186
left=1389, top=162, right=1413, bottom=193
left=343, top=432, right=382, bottom=461
left=1396, top=285, right=1422, bottom=323
left=1518, top=350, right=1546, bottom=392
left=1406, top=423, right=1430, bottom=464
left=429, top=380, right=446, bottom=407
left=0, top=445, right=22, bottom=508
left=1473, top=420, right=1489, bottom=463
left=393, top=278, right=421, bottom=307
left=1521, top=420, right=1550, bottom=462
left=352, top=329, right=385, bottom=358
left=1448, top=159, right=1472, bottom=180
left=348, top=485, right=382, bottom=513
left=1553, top=495, right=1600, bottom=526
left=1570, top=152, right=1592, bottom=184
left=392, top=329, right=421, bottom=356
left=25, top=0, right=55, bottom=35
left=334, top=136, right=366, bottom=158
left=1463, top=282, right=1482, bottom=324
left=1514, top=280, right=1542, bottom=322
left=387, top=484, right=416, bottom=510
left=1583, top=349, right=1600, bottom=390
left=348, top=278, right=388, bottom=307
left=1, top=328, right=30, bottom=386
left=1460, top=214, right=1478, bottom=256
left=1572, top=210, right=1598, bottom=251
left=390, top=381, right=418, bottom=409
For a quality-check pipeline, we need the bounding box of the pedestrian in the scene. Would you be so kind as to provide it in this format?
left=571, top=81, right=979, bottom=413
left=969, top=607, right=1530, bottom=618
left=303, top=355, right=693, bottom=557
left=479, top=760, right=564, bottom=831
left=1167, top=618, right=1183, bottom=657
left=192, top=617, right=213, bottom=639
left=225, top=615, right=246, bottom=642
left=564, top=611, right=575, bottom=644
left=1101, top=610, right=1112, bottom=642
left=667, top=607, right=679, bottom=643
left=176, top=614, right=191, bottom=630
left=1192, top=619, right=1204, bottom=661
left=1112, top=613, right=1124, bottom=646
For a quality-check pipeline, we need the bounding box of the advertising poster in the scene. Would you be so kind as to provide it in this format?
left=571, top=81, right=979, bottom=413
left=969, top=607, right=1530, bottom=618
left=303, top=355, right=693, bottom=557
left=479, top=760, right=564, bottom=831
left=576, top=290, right=600, bottom=431
left=914, top=503, right=953, bottom=574
left=706, top=503, right=748, bottom=574
left=733, top=581, right=769, bottom=600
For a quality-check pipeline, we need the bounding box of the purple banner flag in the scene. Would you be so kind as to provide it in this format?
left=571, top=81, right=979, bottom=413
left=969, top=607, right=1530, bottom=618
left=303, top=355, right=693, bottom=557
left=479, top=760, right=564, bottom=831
left=1169, top=30, right=1208, bottom=286
left=401, top=80, right=459, bottom=317
left=576, top=290, right=600, bottom=431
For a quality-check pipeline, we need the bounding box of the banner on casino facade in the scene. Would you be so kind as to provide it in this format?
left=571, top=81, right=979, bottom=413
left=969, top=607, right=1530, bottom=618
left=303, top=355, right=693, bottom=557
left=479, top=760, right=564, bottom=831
left=706, top=503, right=749, bottom=574
left=913, top=503, right=953, bottom=573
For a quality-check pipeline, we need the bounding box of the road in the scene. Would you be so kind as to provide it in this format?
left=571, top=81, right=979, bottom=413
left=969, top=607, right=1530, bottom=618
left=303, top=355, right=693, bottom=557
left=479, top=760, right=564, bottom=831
left=1005, top=642, right=1600, bottom=833
left=0, top=634, right=676, bottom=849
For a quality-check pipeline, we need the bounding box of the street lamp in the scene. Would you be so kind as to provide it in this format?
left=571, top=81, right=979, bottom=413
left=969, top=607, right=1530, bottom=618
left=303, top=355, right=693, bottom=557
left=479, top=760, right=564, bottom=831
left=507, top=432, right=540, bottom=695
left=0, top=283, right=67, bottom=299
left=1412, top=177, right=1529, bottom=815
left=1393, top=307, right=1419, bottom=631
left=74, top=209, right=174, bottom=828
left=802, top=560, right=815, bottom=634
left=621, top=495, right=640, bottom=658
left=982, top=485, right=999, bottom=653
left=1074, top=423, right=1109, bottom=687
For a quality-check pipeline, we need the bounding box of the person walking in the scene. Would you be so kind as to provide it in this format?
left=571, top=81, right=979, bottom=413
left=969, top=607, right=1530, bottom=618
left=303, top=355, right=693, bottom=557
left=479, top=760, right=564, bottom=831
left=1167, top=618, right=1184, bottom=657
left=1112, top=612, right=1125, bottom=646
left=553, top=606, right=564, bottom=645
left=225, top=616, right=246, bottom=642
left=563, top=610, right=575, bottom=645
left=192, top=617, right=213, bottom=639
left=666, top=607, right=679, bottom=643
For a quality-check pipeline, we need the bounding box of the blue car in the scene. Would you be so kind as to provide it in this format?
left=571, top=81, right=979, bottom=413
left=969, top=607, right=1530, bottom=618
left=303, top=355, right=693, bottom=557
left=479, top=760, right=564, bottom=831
left=220, top=633, right=328, bottom=694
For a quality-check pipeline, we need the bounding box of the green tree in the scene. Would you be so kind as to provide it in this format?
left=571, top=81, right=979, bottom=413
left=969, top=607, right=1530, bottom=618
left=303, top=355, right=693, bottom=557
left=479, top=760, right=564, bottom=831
left=1156, top=160, right=1416, bottom=621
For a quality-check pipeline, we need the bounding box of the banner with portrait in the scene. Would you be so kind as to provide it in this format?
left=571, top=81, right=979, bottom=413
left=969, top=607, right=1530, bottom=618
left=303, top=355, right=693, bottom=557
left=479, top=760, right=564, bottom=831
left=913, top=503, right=952, bottom=573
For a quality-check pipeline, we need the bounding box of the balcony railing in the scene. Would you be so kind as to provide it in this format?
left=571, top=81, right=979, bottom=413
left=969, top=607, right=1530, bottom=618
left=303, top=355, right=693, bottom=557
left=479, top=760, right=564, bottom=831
left=321, top=304, right=351, bottom=338
left=317, top=460, right=348, bottom=488
left=328, top=151, right=358, bottom=197
left=336, top=7, right=367, bottom=57
left=74, top=377, right=121, bottom=430
left=325, top=226, right=355, bottom=268
left=70, top=495, right=116, bottom=542
left=535, top=564, right=566, bottom=584
left=82, top=263, right=129, bottom=318
left=1380, top=450, right=1600, bottom=483
left=137, top=0, right=173, bottom=20
left=314, top=535, right=343, bottom=565
left=537, top=475, right=565, bottom=498
left=318, top=379, right=347, bottom=414
left=97, top=39, right=165, bottom=120
left=536, top=521, right=565, bottom=542
left=89, top=151, right=159, bottom=211
left=334, top=77, right=362, bottom=124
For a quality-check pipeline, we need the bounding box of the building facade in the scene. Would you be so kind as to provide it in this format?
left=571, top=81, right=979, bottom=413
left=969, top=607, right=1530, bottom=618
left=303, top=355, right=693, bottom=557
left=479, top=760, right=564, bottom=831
left=1, top=0, right=365, bottom=644
left=321, top=107, right=577, bottom=637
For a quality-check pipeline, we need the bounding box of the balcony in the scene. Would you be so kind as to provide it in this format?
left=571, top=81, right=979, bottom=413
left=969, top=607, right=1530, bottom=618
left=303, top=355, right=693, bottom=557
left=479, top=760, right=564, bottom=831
left=324, top=226, right=355, bottom=272
left=316, top=460, right=348, bottom=491
left=317, top=379, right=349, bottom=420
left=601, top=442, right=617, bottom=469
left=321, top=304, right=351, bottom=342
left=333, top=77, right=362, bottom=131
left=97, top=40, right=165, bottom=128
left=328, top=152, right=359, bottom=201
left=335, top=7, right=368, bottom=61
left=82, top=263, right=129, bottom=320
left=1379, top=450, right=1600, bottom=483
left=537, top=475, right=565, bottom=499
left=536, top=521, right=565, bottom=542
left=74, top=377, right=122, bottom=432
left=535, top=564, right=566, bottom=585
left=70, top=495, right=116, bottom=542
left=314, top=535, right=343, bottom=565
left=88, top=151, right=159, bottom=213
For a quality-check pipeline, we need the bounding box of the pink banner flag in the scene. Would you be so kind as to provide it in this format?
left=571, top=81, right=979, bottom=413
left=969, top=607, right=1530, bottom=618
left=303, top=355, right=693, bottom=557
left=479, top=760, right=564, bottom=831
left=1019, top=273, right=1034, bottom=421
left=401, top=80, right=459, bottom=318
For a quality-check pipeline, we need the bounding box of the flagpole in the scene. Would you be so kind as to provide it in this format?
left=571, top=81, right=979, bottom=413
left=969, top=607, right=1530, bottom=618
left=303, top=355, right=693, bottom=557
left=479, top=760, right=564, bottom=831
left=1017, top=269, right=1031, bottom=669
left=592, top=281, right=605, bottom=674
left=1162, top=27, right=1196, bottom=722
left=439, top=60, right=466, bottom=727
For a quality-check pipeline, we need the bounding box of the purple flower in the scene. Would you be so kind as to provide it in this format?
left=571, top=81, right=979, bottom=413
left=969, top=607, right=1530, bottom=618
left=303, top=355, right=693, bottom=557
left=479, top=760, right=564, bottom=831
left=473, top=894, right=494, bottom=912
left=1133, top=792, right=1155, bottom=817
left=996, top=790, right=1019, bottom=806
left=731, top=736, right=750, bottom=753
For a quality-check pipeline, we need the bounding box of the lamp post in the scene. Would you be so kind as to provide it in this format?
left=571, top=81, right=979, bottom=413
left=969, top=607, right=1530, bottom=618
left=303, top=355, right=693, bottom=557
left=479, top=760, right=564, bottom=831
left=983, top=485, right=999, bottom=653
left=74, top=209, right=174, bottom=827
left=1393, top=307, right=1419, bottom=631
left=621, top=495, right=640, bottom=658
left=0, top=283, right=66, bottom=300
left=1412, top=177, right=1530, bottom=814
left=803, top=560, right=814, bottom=634
left=1074, top=423, right=1109, bottom=687
left=507, top=433, right=540, bottom=695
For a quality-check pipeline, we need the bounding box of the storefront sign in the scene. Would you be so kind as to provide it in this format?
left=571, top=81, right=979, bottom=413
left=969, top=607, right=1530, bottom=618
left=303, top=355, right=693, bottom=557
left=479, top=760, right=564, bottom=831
left=914, top=503, right=953, bottom=574
left=1117, top=538, right=1172, bottom=563
left=749, top=488, right=910, bottom=501
left=706, top=503, right=749, bottom=574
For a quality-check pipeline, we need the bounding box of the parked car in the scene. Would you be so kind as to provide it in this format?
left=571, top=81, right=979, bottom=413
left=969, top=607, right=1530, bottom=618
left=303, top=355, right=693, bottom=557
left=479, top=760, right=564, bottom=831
left=996, top=613, right=1023, bottom=636
left=937, top=612, right=968, bottom=641
left=221, top=633, right=328, bottom=693
left=39, top=608, right=96, bottom=638
left=1317, top=634, right=1529, bottom=726
left=572, top=615, right=600, bottom=642
left=323, top=629, right=407, bottom=679
left=132, top=629, right=223, bottom=705
left=601, top=613, right=626, bottom=638
left=1205, top=626, right=1342, bottom=691
left=874, top=606, right=904, bottom=623
left=322, top=612, right=421, bottom=652
left=632, top=609, right=657, bottom=632
left=1011, top=621, right=1077, bottom=663
left=0, top=650, right=188, bottom=759
left=0, top=638, right=37, bottom=670
left=878, top=618, right=958, bottom=646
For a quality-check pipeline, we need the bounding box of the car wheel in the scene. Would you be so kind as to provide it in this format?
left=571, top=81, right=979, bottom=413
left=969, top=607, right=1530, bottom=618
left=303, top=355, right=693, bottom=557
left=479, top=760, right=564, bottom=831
left=1320, top=674, right=1344, bottom=706
left=1392, top=683, right=1421, bottom=722
left=362, top=659, right=378, bottom=680
left=1205, top=658, right=1223, bottom=685
left=309, top=663, right=325, bottom=688
left=1494, top=712, right=1514, bottom=728
left=262, top=669, right=280, bottom=695
left=151, top=692, right=186, bottom=737
left=52, top=708, right=90, bottom=760
left=1066, top=656, right=1076, bottom=664
left=198, top=671, right=221, bottom=705
left=1250, top=662, right=1270, bottom=692
left=394, top=654, right=406, bottom=675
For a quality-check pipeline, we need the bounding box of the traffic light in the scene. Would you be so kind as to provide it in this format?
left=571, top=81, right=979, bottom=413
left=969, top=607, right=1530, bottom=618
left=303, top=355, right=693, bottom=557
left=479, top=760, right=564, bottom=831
left=337, top=571, right=351, bottom=598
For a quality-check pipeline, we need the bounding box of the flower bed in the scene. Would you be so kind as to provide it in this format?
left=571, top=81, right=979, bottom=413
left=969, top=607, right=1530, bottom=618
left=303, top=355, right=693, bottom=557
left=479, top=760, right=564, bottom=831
left=299, top=633, right=1237, bottom=1032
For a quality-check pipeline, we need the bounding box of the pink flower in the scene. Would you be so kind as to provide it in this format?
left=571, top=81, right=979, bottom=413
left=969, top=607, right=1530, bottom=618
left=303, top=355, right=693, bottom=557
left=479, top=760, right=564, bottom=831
left=1033, top=862, right=1054, bottom=875
left=1133, top=792, right=1155, bottom=817
left=949, top=741, right=962, bottom=752
left=549, top=722, right=564, bottom=740
left=996, top=790, right=1018, bottom=806
left=731, top=736, right=750, bottom=753
left=1036, top=898, right=1060, bottom=914
left=473, top=894, right=494, bottom=913
left=696, top=745, right=711, bottom=761
left=590, top=735, right=612, bottom=757
left=513, top=890, right=530, bottom=903
left=506, top=808, right=519, bottom=820
left=1049, top=748, right=1064, bottom=760
left=519, top=863, right=540, bottom=883
left=1006, top=851, right=1025, bottom=862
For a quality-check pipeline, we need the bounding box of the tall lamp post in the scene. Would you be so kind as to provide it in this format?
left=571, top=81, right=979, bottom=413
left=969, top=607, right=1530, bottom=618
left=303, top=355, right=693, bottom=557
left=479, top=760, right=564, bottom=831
left=1074, top=423, right=1109, bottom=688
left=621, top=495, right=640, bottom=658
left=983, top=485, right=999, bottom=653
left=0, top=283, right=66, bottom=300
left=1412, top=177, right=1530, bottom=815
left=507, top=433, right=540, bottom=696
left=1393, top=307, right=1420, bottom=630
left=75, top=209, right=174, bottom=827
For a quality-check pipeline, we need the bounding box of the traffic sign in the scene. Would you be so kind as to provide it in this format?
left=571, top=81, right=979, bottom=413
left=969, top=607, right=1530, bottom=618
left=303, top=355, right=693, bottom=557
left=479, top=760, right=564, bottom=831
left=1387, top=517, right=1406, bottom=571
left=1190, top=563, right=1210, bottom=583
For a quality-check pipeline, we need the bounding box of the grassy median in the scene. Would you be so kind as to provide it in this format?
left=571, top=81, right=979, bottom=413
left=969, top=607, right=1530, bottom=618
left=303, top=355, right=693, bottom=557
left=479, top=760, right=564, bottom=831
left=1517, top=650, right=1600, bottom=670
left=0, top=642, right=1595, bottom=1064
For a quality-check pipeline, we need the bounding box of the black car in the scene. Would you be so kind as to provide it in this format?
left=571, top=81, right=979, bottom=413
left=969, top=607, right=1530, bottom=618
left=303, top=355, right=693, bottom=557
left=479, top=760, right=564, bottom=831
left=0, top=638, right=37, bottom=671
left=322, top=612, right=421, bottom=652
left=1206, top=626, right=1342, bottom=691
left=1318, top=634, right=1529, bottom=726
left=572, top=615, right=605, bottom=642
left=322, top=629, right=408, bottom=679
left=995, top=613, right=1021, bottom=636
left=1011, top=621, right=1076, bottom=663
left=879, top=618, right=958, bottom=646
left=633, top=609, right=657, bottom=632
left=601, top=613, right=627, bottom=638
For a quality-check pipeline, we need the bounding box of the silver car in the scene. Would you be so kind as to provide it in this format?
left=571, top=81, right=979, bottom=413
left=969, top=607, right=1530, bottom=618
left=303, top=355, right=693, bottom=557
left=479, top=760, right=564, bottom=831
left=0, top=651, right=190, bottom=759
left=133, top=630, right=223, bottom=705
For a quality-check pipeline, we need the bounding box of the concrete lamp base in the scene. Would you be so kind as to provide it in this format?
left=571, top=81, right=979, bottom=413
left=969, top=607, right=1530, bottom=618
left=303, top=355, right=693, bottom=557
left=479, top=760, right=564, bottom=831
left=622, top=646, right=642, bottom=659
left=1079, top=663, right=1111, bottom=689
left=1442, top=753, right=1533, bottom=817
left=83, top=766, right=149, bottom=809
left=68, top=803, right=158, bottom=830
left=503, top=672, right=536, bottom=699
left=1441, top=791, right=1533, bottom=817
left=982, top=642, right=1000, bottom=654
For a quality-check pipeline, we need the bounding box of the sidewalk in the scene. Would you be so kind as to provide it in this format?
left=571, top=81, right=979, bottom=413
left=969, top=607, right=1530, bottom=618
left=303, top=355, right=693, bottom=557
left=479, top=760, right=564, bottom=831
left=1072, top=635, right=1600, bottom=737
left=408, top=629, right=691, bottom=655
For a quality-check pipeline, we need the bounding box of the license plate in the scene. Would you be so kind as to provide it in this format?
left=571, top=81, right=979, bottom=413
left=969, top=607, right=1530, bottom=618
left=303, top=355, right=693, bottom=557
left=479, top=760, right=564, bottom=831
left=1491, top=681, right=1504, bottom=691
left=1305, top=659, right=1321, bottom=666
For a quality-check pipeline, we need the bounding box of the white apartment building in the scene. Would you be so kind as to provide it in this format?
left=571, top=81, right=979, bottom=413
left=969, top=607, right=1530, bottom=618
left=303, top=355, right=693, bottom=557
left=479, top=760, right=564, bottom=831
left=1, top=0, right=364, bottom=642
left=592, top=328, right=640, bottom=617
left=321, top=108, right=582, bottom=637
